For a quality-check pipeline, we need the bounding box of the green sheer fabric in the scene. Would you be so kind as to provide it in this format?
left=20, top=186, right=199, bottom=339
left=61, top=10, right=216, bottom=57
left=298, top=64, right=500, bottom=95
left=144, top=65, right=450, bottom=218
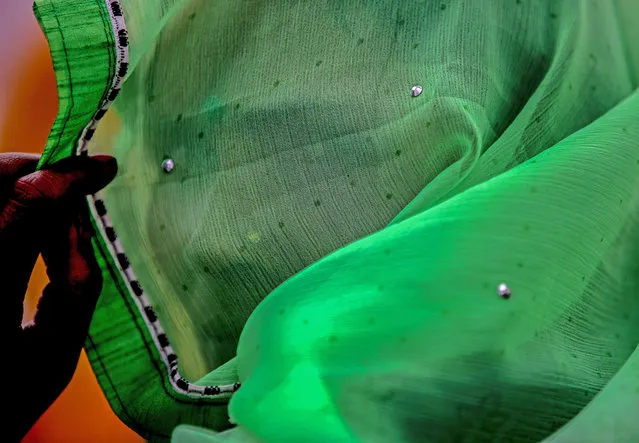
left=34, top=0, right=639, bottom=441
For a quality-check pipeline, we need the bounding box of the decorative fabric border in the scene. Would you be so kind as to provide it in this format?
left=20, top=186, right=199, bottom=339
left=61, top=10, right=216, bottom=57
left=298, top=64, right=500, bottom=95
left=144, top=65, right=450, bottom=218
left=76, top=0, right=240, bottom=398
left=87, top=191, right=240, bottom=396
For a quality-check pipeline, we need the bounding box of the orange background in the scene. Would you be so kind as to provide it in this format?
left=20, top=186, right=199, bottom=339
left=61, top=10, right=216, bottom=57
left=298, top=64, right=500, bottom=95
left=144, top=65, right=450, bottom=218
left=0, top=5, right=143, bottom=443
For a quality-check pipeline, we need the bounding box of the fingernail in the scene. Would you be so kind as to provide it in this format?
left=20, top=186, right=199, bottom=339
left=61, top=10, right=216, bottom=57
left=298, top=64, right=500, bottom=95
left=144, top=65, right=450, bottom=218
left=88, top=155, right=118, bottom=191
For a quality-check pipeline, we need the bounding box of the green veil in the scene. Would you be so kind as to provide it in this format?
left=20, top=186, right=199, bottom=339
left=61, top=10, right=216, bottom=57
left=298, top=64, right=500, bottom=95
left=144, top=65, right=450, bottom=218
left=33, top=0, right=639, bottom=441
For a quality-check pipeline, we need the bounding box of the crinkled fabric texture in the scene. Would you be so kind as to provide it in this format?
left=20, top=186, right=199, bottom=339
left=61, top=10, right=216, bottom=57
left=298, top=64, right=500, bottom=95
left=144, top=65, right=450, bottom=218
left=40, top=0, right=639, bottom=440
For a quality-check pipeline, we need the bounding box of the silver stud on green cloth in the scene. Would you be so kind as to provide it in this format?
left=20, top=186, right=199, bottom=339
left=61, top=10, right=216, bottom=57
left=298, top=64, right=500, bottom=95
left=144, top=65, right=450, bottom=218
left=411, top=85, right=423, bottom=97
left=498, top=283, right=512, bottom=299
left=162, top=158, right=175, bottom=173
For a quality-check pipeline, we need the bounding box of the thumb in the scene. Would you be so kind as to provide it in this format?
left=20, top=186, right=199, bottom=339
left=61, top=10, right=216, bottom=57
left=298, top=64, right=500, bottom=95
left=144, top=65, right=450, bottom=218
left=15, top=154, right=117, bottom=205
left=0, top=155, right=117, bottom=233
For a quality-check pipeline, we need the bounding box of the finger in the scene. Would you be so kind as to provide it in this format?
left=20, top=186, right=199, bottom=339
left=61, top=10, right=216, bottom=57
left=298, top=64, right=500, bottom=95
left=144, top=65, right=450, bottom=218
left=31, top=201, right=102, bottom=349
left=0, top=153, right=40, bottom=189
left=0, top=198, right=84, bottom=330
left=12, top=154, right=116, bottom=209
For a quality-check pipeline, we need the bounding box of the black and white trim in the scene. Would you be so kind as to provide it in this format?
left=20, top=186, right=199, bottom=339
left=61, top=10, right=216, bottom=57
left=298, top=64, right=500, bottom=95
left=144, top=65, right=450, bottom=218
left=77, top=0, right=239, bottom=398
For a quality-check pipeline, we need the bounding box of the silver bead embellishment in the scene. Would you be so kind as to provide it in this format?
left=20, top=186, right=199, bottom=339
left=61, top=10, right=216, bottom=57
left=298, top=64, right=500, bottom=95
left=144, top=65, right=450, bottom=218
left=411, top=85, right=423, bottom=97
left=498, top=283, right=511, bottom=299
left=161, top=158, right=175, bottom=173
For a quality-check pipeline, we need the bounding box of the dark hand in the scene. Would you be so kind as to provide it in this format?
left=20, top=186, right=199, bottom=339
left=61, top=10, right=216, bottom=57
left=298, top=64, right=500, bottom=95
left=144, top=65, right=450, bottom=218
left=0, top=153, right=117, bottom=442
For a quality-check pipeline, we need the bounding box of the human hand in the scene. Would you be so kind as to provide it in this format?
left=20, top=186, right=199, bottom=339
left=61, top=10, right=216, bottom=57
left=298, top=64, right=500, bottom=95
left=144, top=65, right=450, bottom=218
left=0, top=153, right=117, bottom=442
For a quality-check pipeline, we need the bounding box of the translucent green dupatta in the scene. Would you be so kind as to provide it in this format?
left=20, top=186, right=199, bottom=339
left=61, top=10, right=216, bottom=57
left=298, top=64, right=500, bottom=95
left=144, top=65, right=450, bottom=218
left=34, top=0, right=639, bottom=441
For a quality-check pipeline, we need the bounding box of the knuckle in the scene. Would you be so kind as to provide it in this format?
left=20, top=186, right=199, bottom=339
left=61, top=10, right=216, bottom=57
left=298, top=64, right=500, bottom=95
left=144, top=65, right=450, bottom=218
left=13, top=179, right=46, bottom=203
left=13, top=175, right=56, bottom=206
